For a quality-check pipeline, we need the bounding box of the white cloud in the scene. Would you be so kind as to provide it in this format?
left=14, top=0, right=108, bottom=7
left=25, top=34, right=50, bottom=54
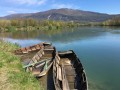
left=8, top=0, right=47, bottom=5
left=52, top=4, right=73, bottom=9
left=5, top=8, right=39, bottom=16
left=7, top=10, right=17, bottom=14
left=38, top=0, right=47, bottom=5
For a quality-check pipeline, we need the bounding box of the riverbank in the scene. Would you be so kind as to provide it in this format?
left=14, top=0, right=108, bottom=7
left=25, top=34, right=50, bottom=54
left=0, top=41, right=41, bottom=90
left=0, top=19, right=91, bottom=32
left=1, top=18, right=120, bottom=32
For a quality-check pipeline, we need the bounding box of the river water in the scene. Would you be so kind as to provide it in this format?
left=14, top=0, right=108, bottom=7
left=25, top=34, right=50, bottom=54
left=0, top=27, right=120, bottom=90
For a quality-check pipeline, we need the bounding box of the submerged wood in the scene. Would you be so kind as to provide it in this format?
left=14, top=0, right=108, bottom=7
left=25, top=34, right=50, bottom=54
left=14, top=42, right=52, bottom=55
left=53, top=50, right=88, bottom=90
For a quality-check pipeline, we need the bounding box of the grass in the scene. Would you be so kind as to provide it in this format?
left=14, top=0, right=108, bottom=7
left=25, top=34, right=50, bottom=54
left=0, top=40, right=42, bottom=90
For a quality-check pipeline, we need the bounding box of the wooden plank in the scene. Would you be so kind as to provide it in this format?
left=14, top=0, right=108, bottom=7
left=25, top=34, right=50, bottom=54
left=44, top=46, right=53, bottom=49
left=21, top=48, right=28, bottom=53
left=66, top=76, right=75, bottom=83
left=60, top=58, right=71, bottom=65
left=58, top=51, right=73, bottom=55
left=37, top=52, right=42, bottom=57
left=31, top=46, right=36, bottom=51
left=56, top=55, right=60, bottom=60
left=58, top=65, right=62, bottom=80
left=15, top=50, right=22, bottom=54
left=62, top=64, right=70, bottom=90
left=34, top=54, right=40, bottom=61
left=44, top=50, right=54, bottom=54
left=43, top=54, right=53, bottom=57
left=63, top=65, right=76, bottom=76
left=35, top=62, right=45, bottom=68
left=26, top=47, right=32, bottom=52
left=32, top=67, right=42, bottom=75
left=35, top=45, right=41, bottom=50
left=23, top=58, right=51, bottom=68
left=68, top=82, right=75, bottom=89
left=41, top=50, right=44, bottom=55
left=53, top=66, right=56, bottom=72
left=44, top=48, right=54, bottom=51
left=56, top=58, right=59, bottom=65
left=56, top=64, right=59, bottom=80
left=65, top=69, right=76, bottom=76
left=40, top=57, right=51, bottom=60
left=32, top=57, right=38, bottom=63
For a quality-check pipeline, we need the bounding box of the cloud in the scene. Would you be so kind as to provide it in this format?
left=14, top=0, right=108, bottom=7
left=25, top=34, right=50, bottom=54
left=7, top=8, right=39, bottom=13
left=38, top=0, right=47, bottom=5
left=4, top=8, right=39, bottom=16
left=7, top=10, right=17, bottom=14
left=8, top=0, right=47, bottom=5
left=52, top=3, right=80, bottom=9
left=52, top=4, right=73, bottom=9
left=0, top=5, right=40, bottom=16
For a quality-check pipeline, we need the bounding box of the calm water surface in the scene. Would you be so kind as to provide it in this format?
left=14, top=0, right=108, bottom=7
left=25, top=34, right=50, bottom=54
left=0, top=27, right=120, bottom=90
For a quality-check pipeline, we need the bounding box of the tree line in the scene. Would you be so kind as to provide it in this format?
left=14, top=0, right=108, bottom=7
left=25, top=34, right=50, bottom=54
left=0, top=18, right=83, bottom=32
left=102, top=17, right=120, bottom=26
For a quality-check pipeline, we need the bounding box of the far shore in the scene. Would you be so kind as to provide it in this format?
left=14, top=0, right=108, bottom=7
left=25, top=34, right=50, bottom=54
left=0, top=18, right=120, bottom=33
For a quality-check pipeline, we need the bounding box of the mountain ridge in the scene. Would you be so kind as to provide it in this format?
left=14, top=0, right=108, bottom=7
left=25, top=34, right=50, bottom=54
left=1, top=8, right=119, bottom=22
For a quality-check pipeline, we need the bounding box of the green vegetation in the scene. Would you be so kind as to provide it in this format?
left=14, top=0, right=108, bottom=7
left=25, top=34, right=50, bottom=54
left=0, top=19, right=84, bottom=32
left=1, top=17, right=120, bottom=32
left=102, top=17, right=120, bottom=26
left=0, top=41, right=41, bottom=90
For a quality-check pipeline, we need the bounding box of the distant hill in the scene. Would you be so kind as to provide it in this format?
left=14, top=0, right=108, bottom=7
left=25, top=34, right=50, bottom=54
left=2, top=13, right=32, bottom=19
left=1, top=8, right=119, bottom=22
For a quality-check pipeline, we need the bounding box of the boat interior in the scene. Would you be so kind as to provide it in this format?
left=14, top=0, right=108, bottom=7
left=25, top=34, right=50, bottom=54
left=27, top=46, right=56, bottom=77
left=54, top=51, right=87, bottom=90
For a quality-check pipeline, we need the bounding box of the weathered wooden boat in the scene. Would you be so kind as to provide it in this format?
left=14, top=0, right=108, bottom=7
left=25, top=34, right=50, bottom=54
left=24, top=45, right=56, bottom=77
left=53, top=50, right=88, bottom=90
left=15, top=42, right=51, bottom=55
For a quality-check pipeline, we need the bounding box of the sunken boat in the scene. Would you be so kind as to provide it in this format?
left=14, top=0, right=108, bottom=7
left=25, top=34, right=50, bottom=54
left=23, top=45, right=56, bottom=77
left=53, top=50, right=88, bottom=90
left=15, top=42, right=51, bottom=55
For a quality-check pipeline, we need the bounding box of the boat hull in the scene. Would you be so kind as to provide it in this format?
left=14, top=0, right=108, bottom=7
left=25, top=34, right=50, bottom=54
left=53, top=50, right=88, bottom=90
left=15, top=42, right=52, bottom=55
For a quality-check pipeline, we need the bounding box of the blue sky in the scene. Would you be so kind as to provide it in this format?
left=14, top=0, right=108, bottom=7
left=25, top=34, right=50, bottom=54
left=0, top=0, right=120, bottom=16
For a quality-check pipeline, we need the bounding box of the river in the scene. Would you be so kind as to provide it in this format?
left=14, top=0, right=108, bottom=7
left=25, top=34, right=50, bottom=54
left=0, top=26, right=120, bottom=90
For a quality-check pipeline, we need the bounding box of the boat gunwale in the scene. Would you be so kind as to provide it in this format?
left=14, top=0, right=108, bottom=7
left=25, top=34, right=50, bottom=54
left=14, top=42, right=52, bottom=55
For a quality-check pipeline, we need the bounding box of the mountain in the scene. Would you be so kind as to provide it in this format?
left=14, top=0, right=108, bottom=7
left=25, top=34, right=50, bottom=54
left=0, top=8, right=119, bottom=22
left=2, top=13, right=32, bottom=19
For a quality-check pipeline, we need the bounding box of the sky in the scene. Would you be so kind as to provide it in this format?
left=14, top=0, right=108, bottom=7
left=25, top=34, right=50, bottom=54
left=0, top=0, right=120, bottom=16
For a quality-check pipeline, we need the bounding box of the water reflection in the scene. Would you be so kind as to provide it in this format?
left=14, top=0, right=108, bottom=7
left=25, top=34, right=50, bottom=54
left=0, top=27, right=111, bottom=43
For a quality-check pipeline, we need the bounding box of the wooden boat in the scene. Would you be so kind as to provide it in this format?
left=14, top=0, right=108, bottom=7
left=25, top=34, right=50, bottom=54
left=24, top=45, right=56, bottom=77
left=15, top=42, right=51, bottom=55
left=53, top=50, right=88, bottom=90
